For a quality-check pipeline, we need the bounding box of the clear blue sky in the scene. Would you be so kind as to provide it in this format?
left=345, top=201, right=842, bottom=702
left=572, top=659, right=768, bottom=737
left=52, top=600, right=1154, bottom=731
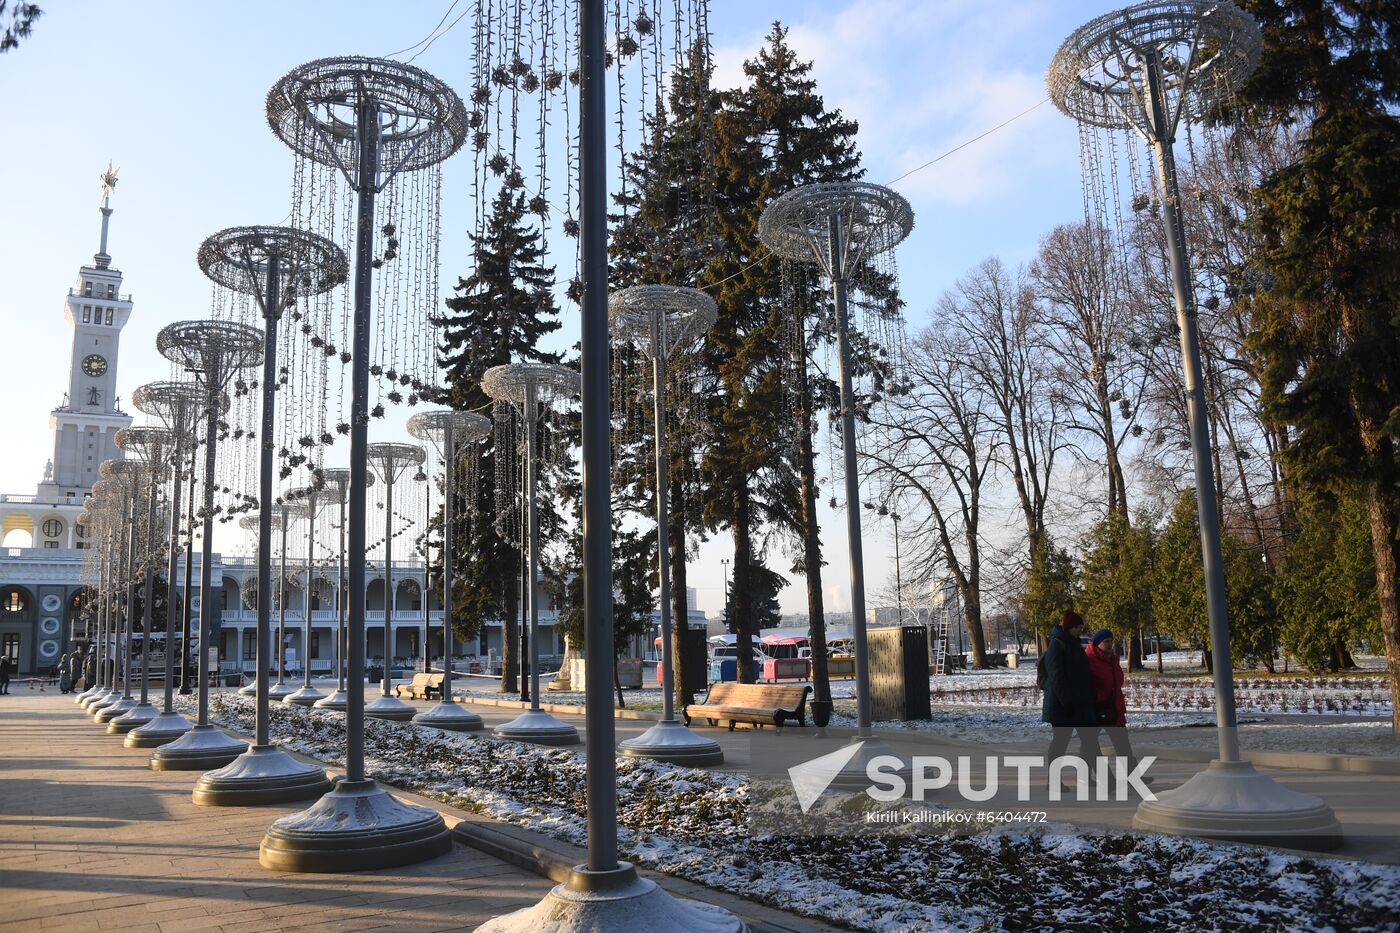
left=1, top=0, right=1102, bottom=618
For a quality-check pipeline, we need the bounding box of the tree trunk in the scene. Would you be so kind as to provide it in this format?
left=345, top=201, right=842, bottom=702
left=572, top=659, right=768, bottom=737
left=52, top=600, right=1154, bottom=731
left=1354, top=402, right=1400, bottom=734
left=796, top=360, right=832, bottom=713
left=500, top=562, right=518, bottom=694
left=962, top=586, right=989, bottom=669
left=1202, top=646, right=1213, bottom=674
left=1153, top=620, right=1164, bottom=673
left=1128, top=628, right=1143, bottom=672
left=733, top=491, right=755, bottom=685
left=614, top=650, right=625, bottom=708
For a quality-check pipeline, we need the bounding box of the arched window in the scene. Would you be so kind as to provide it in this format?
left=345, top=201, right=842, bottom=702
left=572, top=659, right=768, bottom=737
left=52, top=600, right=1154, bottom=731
left=1, top=587, right=27, bottom=613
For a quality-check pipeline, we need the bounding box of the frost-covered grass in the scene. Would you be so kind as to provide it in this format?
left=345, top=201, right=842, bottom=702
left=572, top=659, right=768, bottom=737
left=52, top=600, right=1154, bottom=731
left=927, top=677, right=1393, bottom=716
left=178, top=693, right=1400, bottom=933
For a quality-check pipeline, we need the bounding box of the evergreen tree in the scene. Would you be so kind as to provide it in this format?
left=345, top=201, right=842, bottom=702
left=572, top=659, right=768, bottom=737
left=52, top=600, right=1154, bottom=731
left=432, top=186, right=561, bottom=693
left=1239, top=0, right=1400, bottom=730
left=1154, top=491, right=1277, bottom=671
left=699, top=23, right=895, bottom=688
left=1275, top=489, right=1380, bottom=672
left=609, top=44, right=720, bottom=709
left=1078, top=510, right=1155, bottom=669
left=1019, top=535, right=1077, bottom=644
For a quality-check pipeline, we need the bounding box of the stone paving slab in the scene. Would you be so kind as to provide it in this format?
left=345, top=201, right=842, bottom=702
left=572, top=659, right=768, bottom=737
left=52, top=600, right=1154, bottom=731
left=0, top=694, right=555, bottom=932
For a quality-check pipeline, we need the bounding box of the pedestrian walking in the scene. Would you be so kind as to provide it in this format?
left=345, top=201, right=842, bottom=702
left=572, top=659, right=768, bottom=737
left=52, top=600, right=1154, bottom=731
left=1084, top=629, right=1153, bottom=785
left=1040, top=610, right=1095, bottom=788
left=0, top=655, right=12, bottom=694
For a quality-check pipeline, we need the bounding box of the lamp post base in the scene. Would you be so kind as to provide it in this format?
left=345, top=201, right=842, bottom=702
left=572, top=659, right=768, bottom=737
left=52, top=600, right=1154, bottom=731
left=94, top=697, right=137, bottom=724
left=364, top=695, right=418, bottom=722
left=1133, top=759, right=1343, bottom=851
left=108, top=701, right=160, bottom=734
left=283, top=686, right=326, bottom=707
left=75, top=685, right=101, bottom=705
left=192, top=745, right=332, bottom=806
left=412, top=699, right=483, bottom=732
left=267, top=682, right=297, bottom=701
left=493, top=708, right=580, bottom=746
left=124, top=711, right=194, bottom=748
left=238, top=682, right=258, bottom=697
left=475, top=862, right=745, bottom=933
left=259, top=778, right=451, bottom=873
left=79, top=687, right=112, bottom=710
left=149, top=724, right=248, bottom=771
left=313, top=689, right=348, bottom=711
left=619, top=720, right=723, bottom=766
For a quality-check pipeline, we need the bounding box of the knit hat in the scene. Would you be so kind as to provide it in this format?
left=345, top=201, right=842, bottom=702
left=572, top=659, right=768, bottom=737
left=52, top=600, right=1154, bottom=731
left=1091, top=628, right=1114, bottom=647
left=1061, top=610, right=1085, bottom=630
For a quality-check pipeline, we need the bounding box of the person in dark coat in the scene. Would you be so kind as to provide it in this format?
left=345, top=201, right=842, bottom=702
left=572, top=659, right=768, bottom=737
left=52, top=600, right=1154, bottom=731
left=0, top=655, right=11, bottom=694
left=1084, top=628, right=1152, bottom=784
left=1042, top=610, right=1094, bottom=784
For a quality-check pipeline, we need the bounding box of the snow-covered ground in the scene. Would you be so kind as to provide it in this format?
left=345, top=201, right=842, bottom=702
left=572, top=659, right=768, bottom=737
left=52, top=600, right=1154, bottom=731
left=178, top=693, right=1400, bottom=932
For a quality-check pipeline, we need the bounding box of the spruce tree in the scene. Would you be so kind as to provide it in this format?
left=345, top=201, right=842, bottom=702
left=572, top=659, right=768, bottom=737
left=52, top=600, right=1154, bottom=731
left=433, top=185, right=561, bottom=693
left=1078, top=510, right=1155, bottom=668
left=609, top=44, right=720, bottom=709
left=1240, top=0, right=1400, bottom=730
left=702, top=23, right=891, bottom=691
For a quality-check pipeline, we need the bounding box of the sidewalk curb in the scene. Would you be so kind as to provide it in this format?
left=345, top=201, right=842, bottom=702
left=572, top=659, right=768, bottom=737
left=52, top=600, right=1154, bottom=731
left=448, top=811, right=838, bottom=933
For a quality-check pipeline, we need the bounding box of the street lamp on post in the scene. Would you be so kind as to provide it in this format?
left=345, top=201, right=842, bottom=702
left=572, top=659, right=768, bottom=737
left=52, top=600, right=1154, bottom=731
left=1050, top=0, right=1339, bottom=850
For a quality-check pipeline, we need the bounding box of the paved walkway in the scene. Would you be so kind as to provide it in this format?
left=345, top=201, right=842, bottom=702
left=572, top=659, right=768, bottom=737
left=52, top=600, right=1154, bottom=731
left=0, top=692, right=554, bottom=933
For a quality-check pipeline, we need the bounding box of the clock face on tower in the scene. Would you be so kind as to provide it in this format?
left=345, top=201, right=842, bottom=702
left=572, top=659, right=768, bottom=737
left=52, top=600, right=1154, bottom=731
left=82, top=354, right=108, bottom=377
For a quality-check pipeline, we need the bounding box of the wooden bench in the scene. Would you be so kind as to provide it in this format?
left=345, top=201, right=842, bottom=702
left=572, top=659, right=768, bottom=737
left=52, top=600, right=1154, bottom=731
left=393, top=672, right=443, bottom=701
left=683, top=682, right=811, bottom=731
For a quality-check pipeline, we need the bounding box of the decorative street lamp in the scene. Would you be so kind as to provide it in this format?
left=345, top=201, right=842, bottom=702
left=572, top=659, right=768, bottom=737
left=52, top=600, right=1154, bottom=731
left=150, top=319, right=264, bottom=771
left=77, top=498, right=116, bottom=711
left=313, top=468, right=372, bottom=711
left=268, top=499, right=299, bottom=701
left=476, top=5, right=742, bottom=930
left=89, top=471, right=137, bottom=723
left=194, top=225, right=346, bottom=722
left=237, top=512, right=277, bottom=698
left=284, top=483, right=329, bottom=707
left=483, top=363, right=581, bottom=747
left=1049, top=0, right=1339, bottom=848
left=259, top=55, right=463, bottom=873
left=609, top=285, right=722, bottom=766
left=363, top=441, right=426, bottom=722
left=407, top=409, right=492, bottom=732
left=126, top=382, right=209, bottom=749
left=107, top=428, right=175, bottom=736
left=758, top=180, right=913, bottom=782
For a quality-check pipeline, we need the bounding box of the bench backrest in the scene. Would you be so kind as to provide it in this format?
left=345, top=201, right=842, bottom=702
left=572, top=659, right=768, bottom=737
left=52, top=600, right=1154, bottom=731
left=704, top=681, right=809, bottom=710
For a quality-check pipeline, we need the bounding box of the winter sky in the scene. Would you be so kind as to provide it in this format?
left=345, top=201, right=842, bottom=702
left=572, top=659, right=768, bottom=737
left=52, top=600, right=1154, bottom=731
left=2, top=1, right=1107, bottom=619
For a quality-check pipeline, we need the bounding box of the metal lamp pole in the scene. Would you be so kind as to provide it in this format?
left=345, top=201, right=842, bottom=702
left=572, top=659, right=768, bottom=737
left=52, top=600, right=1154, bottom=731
left=408, top=410, right=489, bottom=731
left=476, top=4, right=742, bottom=927
left=609, top=285, right=722, bottom=765
left=482, top=364, right=579, bottom=745
left=1049, top=0, right=1339, bottom=849
left=151, top=319, right=263, bottom=771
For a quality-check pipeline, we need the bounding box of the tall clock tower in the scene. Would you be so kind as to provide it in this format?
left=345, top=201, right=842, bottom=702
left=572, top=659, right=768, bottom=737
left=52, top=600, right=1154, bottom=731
left=37, top=165, right=134, bottom=501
